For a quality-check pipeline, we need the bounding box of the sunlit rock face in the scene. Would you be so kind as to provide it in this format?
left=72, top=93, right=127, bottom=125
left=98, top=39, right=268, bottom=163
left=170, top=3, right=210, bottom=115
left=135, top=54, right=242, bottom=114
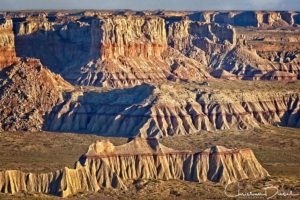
left=77, top=16, right=172, bottom=88
left=1, top=11, right=298, bottom=88
left=0, top=11, right=299, bottom=134
left=11, top=14, right=211, bottom=88
left=0, top=138, right=269, bottom=197
left=199, top=11, right=300, bottom=27
left=0, top=19, right=17, bottom=69
left=44, top=83, right=300, bottom=137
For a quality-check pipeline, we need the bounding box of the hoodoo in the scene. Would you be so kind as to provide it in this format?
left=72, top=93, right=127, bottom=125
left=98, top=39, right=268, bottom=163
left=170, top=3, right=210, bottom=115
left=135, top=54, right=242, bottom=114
left=0, top=138, right=269, bottom=197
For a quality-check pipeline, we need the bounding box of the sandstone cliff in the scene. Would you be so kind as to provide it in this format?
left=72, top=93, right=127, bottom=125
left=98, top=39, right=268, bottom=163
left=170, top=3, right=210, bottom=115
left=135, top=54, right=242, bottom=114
left=1, top=11, right=298, bottom=88
left=13, top=15, right=101, bottom=74
left=11, top=14, right=211, bottom=88
left=0, top=138, right=269, bottom=197
left=188, top=11, right=300, bottom=27
left=0, top=11, right=299, bottom=133
left=44, top=83, right=300, bottom=137
left=0, top=58, right=72, bottom=131
left=0, top=18, right=17, bottom=69
left=78, top=16, right=211, bottom=87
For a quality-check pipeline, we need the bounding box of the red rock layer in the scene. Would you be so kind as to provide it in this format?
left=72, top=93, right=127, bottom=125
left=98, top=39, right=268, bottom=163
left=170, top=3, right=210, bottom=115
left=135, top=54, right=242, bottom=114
left=0, top=19, right=17, bottom=69
left=100, top=16, right=168, bottom=59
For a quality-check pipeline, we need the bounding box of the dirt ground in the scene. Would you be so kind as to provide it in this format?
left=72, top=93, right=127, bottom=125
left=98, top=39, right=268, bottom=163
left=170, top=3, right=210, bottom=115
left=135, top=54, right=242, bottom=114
left=0, top=126, right=299, bottom=199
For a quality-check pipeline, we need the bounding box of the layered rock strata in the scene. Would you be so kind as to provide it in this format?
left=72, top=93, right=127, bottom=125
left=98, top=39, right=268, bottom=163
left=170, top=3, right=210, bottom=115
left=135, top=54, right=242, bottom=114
left=0, top=11, right=299, bottom=133
left=13, top=15, right=102, bottom=74
left=1, top=11, right=299, bottom=88
left=11, top=15, right=211, bottom=88
left=0, top=138, right=269, bottom=197
left=185, top=11, right=300, bottom=27
left=76, top=16, right=212, bottom=87
left=45, top=83, right=300, bottom=137
left=0, top=18, right=17, bottom=69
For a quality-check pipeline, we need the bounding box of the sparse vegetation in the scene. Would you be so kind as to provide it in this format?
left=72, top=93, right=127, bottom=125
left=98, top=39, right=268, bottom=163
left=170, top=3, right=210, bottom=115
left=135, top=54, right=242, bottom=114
left=0, top=126, right=299, bottom=199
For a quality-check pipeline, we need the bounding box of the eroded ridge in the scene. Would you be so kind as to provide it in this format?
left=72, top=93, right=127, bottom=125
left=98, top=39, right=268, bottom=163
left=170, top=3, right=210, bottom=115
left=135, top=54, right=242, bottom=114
left=0, top=11, right=298, bottom=89
left=0, top=138, right=269, bottom=197
left=45, top=83, right=300, bottom=137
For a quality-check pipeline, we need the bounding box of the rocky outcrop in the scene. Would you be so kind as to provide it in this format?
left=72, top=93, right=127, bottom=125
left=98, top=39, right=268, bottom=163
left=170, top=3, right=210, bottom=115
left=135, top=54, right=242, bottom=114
left=13, top=16, right=102, bottom=74
left=44, top=83, right=300, bottom=137
left=0, top=138, right=269, bottom=197
left=1, top=11, right=298, bottom=88
left=162, top=11, right=300, bottom=27
left=208, top=11, right=300, bottom=27
left=77, top=16, right=171, bottom=88
left=0, top=18, right=17, bottom=69
left=217, top=47, right=273, bottom=79
left=100, top=16, right=167, bottom=59
left=11, top=14, right=211, bottom=88
left=166, top=19, right=236, bottom=64
left=0, top=58, right=72, bottom=131
left=261, top=70, right=298, bottom=81
left=208, top=46, right=300, bottom=80
left=78, top=16, right=211, bottom=88
left=210, top=69, right=237, bottom=80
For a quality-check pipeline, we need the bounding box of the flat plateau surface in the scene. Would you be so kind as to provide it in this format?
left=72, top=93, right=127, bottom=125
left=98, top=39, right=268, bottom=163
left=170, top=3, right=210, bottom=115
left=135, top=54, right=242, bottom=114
left=0, top=126, right=299, bottom=199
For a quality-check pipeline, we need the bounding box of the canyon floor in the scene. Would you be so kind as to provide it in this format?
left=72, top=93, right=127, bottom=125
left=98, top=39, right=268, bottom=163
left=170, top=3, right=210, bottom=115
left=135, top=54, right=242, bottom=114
left=0, top=126, right=299, bottom=199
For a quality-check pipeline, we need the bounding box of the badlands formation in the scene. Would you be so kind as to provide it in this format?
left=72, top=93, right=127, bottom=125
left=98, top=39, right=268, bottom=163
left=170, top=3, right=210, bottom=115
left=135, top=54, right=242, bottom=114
left=0, top=10, right=299, bottom=135
left=0, top=10, right=299, bottom=198
left=0, top=138, right=269, bottom=197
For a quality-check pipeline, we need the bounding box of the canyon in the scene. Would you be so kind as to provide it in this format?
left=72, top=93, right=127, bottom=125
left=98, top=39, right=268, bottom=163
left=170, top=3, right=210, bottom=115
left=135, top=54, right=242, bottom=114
left=0, top=10, right=299, bottom=199
left=0, top=10, right=299, bottom=134
left=1, top=10, right=299, bottom=87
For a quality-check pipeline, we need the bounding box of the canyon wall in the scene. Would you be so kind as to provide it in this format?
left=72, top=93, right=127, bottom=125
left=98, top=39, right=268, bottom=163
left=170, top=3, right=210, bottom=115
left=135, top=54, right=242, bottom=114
left=0, top=18, right=17, bottom=69
left=11, top=14, right=211, bottom=88
left=1, top=11, right=299, bottom=88
left=78, top=16, right=171, bottom=88
left=0, top=11, right=299, bottom=134
left=188, top=11, right=300, bottom=27
left=78, top=15, right=211, bottom=87
left=13, top=15, right=101, bottom=75
left=0, top=138, right=269, bottom=197
left=44, top=83, right=300, bottom=137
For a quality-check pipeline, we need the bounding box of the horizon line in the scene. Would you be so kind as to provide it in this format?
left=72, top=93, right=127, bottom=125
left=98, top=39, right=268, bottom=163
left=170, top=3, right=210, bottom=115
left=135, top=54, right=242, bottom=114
left=1, top=9, right=299, bottom=12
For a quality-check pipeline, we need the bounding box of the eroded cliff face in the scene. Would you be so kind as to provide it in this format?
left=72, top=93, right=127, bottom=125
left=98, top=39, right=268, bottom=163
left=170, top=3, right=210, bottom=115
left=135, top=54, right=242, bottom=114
left=78, top=16, right=212, bottom=88
left=44, top=83, right=300, bottom=137
left=0, top=58, right=73, bottom=131
left=13, top=15, right=101, bottom=75
left=0, top=138, right=269, bottom=197
left=1, top=11, right=299, bottom=88
left=0, top=11, right=299, bottom=134
left=0, top=19, right=17, bottom=69
left=166, top=19, right=236, bottom=72
left=11, top=14, right=211, bottom=88
left=192, top=11, right=300, bottom=27
left=77, top=16, right=171, bottom=88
